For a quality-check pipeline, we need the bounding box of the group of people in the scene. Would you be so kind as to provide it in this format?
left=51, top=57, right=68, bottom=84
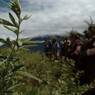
left=44, top=38, right=64, bottom=61
left=44, top=35, right=95, bottom=85
left=44, top=36, right=83, bottom=61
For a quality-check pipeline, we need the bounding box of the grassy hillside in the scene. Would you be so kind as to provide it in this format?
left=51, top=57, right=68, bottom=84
left=0, top=48, right=89, bottom=95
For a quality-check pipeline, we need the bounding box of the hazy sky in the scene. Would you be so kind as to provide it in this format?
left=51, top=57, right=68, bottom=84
left=0, top=0, right=95, bottom=39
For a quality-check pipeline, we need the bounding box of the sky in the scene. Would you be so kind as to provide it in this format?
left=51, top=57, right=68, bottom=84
left=0, top=0, right=95, bottom=39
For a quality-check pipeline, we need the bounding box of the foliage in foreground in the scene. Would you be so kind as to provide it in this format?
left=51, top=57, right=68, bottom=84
left=18, top=50, right=90, bottom=95
left=0, top=48, right=89, bottom=95
left=16, top=50, right=90, bottom=95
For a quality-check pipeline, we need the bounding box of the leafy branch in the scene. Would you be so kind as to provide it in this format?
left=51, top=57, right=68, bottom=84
left=0, top=0, right=31, bottom=94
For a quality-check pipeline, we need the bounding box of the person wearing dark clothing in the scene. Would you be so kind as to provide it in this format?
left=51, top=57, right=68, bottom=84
left=78, top=36, right=95, bottom=85
left=44, top=40, right=52, bottom=60
left=55, top=40, right=62, bottom=60
left=62, top=38, right=71, bottom=60
left=69, top=38, right=82, bottom=62
left=82, top=88, right=95, bottom=95
left=51, top=39, right=57, bottom=60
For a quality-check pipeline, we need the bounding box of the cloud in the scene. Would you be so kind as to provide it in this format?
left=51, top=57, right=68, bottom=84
left=0, top=0, right=95, bottom=38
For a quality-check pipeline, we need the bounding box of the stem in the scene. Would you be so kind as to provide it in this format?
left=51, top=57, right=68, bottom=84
left=7, top=15, right=21, bottom=61
left=16, top=16, right=21, bottom=43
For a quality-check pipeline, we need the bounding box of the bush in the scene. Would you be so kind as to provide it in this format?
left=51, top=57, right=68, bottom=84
left=11, top=50, right=89, bottom=95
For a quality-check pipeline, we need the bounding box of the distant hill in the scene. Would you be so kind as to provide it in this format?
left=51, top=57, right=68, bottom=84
left=31, top=35, right=64, bottom=41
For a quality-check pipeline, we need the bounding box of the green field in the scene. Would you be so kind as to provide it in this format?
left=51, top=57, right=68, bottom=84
left=0, top=48, right=89, bottom=95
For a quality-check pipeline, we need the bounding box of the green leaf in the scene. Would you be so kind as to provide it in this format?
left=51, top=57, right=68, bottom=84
left=4, top=25, right=18, bottom=35
left=0, top=18, right=15, bottom=27
left=17, top=71, right=43, bottom=83
left=9, top=12, right=18, bottom=27
left=9, top=0, right=21, bottom=18
left=6, top=37, right=12, bottom=46
left=0, top=38, right=12, bottom=47
left=7, top=83, right=21, bottom=91
left=12, top=64, right=24, bottom=72
left=4, top=25, right=16, bottom=32
left=22, top=15, right=31, bottom=21
left=0, top=38, right=6, bottom=44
